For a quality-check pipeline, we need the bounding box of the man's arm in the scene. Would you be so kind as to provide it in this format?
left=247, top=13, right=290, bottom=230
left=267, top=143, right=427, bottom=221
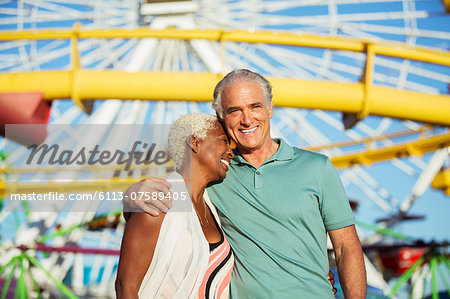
left=328, top=225, right=367, bottom=298
left=123, top=178, right=173, bottom=221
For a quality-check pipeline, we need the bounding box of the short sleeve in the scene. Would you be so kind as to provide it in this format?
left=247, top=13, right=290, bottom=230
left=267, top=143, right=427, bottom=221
left=320, top=157, right=355, bottom=231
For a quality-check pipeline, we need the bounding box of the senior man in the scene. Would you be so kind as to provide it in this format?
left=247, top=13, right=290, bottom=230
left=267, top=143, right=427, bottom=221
left=124, top=69, right=366, bottom=298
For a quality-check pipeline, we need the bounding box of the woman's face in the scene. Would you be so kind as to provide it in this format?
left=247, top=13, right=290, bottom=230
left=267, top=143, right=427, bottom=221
left=196, top=122, right=234, bottom=182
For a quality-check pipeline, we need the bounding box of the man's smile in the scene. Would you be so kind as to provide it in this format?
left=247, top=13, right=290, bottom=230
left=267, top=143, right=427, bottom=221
left=239, top=126, right=258, bottom=135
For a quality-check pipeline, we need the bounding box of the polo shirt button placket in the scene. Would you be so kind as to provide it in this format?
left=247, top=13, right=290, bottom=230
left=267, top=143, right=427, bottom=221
left=255, top=170, right=262, bottom=188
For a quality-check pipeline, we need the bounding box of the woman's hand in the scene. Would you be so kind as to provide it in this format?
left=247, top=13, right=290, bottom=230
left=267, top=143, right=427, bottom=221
left=328, top=270, right=337, bottom=295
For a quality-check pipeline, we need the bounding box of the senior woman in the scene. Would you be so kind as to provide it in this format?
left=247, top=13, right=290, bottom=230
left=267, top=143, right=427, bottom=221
left=115, top=113, right=235, bottom=299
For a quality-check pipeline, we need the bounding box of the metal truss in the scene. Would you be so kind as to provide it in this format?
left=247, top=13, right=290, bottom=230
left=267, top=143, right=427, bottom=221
left=1, top=0, right=449, bottom=297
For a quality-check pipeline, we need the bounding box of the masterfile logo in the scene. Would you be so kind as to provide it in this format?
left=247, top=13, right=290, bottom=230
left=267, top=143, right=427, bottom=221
left=3, top=124, right=192, bottom=212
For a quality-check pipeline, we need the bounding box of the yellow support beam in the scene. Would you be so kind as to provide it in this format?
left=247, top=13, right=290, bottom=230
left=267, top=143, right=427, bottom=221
left=3, top=160, right=174, bottom=174
left=443, top=0, right=450, bottom=13
left=1, top=70, right=449, bottom=126
left=308, top=126, right=432, bottom=151
left=330, top=132, right=450, bottom=168
left=4, top=179, right=140, bottom=196
left=0, top=71, right=218, bottom=102
left=1, top=28, right=449, bottom=66
left=0, top=176, right=4, bottom=197
left=1, top=27, right=449, bottom=125
left=432, top=168, right=450, bottom=196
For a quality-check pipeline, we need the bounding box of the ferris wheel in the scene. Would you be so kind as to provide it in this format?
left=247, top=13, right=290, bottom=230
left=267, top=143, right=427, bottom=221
left=0, top=0, right=449, bottom=298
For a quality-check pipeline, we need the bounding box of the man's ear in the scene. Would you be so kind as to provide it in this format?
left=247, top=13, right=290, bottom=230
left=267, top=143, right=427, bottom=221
left=268, top=101, right=274, bottom=119
left=186, top=135, right=200, bottom=153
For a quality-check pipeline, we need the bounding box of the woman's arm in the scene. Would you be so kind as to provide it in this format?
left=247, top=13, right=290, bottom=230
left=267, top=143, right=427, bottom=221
left=115, top=212, right=165, bottom=299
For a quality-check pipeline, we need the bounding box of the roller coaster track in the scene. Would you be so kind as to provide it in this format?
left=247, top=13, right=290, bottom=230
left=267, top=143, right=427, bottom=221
left=312, top=128, right=450, bottom=168
left=0, top=27, right=449, bottom=125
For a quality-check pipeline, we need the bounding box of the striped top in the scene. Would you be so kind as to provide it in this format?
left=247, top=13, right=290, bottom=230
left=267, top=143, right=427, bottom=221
left=197, top=218, right=234, bottom=299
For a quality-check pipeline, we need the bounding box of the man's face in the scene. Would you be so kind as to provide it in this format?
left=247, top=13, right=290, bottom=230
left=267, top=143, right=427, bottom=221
left=220, top=80, right=273, bottom=154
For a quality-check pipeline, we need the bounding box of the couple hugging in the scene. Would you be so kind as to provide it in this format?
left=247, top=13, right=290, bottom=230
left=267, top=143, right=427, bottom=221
left=115, top=69, right=367, bottom=299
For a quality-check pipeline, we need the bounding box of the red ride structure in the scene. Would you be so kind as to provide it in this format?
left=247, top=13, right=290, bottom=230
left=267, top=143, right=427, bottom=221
left=0, top=92, right=51, bottom=146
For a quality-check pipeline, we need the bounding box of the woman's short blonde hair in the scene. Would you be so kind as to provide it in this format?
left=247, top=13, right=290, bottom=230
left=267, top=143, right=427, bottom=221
left=168, top=113, right=219, bottom=171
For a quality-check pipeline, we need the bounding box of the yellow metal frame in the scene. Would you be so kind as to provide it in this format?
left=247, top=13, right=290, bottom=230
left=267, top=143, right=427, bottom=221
left=4, top=178, right=139, bottom=195
left=0, top=27, right=449, bottom=125
left=0, top=177, right=4, bottom=197
left=1, top=27, right=449, bottom=66
left=432, top=168, right=450, bottom=195
left=330, top=132, right=450, bottom=168
left=308, top=126, right=433, bottom=151
left=2, top=160, right=174, bottom=174
left=1, top=70, right=450, bottom=125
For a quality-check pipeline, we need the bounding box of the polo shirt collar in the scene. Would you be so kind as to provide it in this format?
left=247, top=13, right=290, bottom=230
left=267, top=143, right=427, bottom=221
left=230, top=138, right=294, bottom=165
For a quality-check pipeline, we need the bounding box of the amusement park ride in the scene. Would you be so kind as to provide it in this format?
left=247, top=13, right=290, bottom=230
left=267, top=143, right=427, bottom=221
left=0, top=0, right=449, bottom=298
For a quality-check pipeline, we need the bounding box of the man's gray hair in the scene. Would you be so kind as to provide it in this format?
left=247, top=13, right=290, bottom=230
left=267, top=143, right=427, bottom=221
left=212, top=69, right=273, bottom=118
left=168, top=113, right=218, bottom=171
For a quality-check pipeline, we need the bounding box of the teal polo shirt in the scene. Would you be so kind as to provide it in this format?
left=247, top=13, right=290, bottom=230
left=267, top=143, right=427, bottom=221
left=206, top=138, right=355, bottom=298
